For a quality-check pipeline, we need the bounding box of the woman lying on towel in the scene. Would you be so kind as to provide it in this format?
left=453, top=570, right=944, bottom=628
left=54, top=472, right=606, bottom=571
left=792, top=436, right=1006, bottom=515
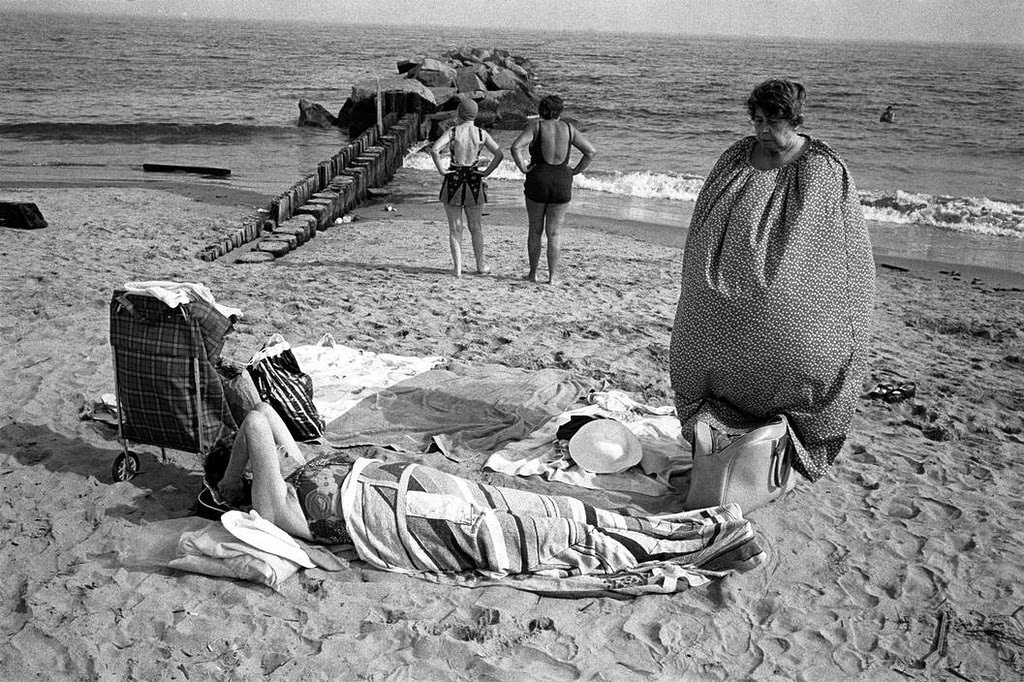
left=213, top=403, right=764, bottom=578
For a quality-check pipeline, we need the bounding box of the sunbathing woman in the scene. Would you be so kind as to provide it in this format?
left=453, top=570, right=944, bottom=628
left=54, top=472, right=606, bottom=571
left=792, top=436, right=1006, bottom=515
left=213, top=403, right=764, bottom=577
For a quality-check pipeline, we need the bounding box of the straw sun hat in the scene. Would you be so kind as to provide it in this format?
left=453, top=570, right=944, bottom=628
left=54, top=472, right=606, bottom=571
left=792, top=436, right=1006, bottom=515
left=567, top=419, right=643, bottom=474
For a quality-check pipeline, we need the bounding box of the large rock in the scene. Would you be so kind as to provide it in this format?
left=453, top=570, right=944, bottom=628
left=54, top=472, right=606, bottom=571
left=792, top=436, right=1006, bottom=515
left=350, top=76, right=437, bottom=107
left=455, top=66, right=486, bottom=93
left=487, top=67, right=527, bottom=93
left=297, top=98, right=337, bottom=128
left=338, top=77, right=440, bottom=135
left=411, top=61, right=457, bottom=88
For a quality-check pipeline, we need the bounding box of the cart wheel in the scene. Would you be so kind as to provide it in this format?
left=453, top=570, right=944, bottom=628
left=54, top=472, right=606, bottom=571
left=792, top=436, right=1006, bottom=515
left=112, top=452, right=140, bottom=482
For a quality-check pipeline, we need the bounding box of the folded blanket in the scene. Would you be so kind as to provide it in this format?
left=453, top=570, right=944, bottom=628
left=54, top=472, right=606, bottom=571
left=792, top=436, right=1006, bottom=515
left=340, top=457, right=760, bottom=597
left=168, top=524, right=301, bottom=591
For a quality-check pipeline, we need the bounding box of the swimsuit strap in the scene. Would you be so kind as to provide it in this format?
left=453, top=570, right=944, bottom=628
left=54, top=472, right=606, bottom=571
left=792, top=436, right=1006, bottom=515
left=561, top=121, right=573, bottom=167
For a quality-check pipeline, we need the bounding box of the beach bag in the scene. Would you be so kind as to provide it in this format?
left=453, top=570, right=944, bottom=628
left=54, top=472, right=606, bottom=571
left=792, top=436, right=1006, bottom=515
left=246, top=334, right=324, bottom=441
left=683, top=415, right=793, bottom=513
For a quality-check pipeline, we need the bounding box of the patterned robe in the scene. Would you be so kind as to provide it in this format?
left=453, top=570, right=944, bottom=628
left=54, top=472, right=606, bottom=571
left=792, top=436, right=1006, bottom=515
left=670, top=135, right=875, bottom=481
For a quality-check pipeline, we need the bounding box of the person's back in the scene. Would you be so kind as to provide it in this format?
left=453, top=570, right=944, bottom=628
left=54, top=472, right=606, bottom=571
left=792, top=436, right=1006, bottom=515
left=530, top=118, right=573, bottom=166
left=448, top=122, right=485, bottom=167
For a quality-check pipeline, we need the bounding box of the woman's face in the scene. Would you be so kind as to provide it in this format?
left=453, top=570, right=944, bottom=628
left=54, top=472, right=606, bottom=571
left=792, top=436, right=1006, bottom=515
left=751, top=107, right=797, bottom=151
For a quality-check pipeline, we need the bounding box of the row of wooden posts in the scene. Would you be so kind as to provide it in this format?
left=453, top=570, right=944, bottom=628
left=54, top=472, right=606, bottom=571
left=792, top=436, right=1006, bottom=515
left=198, top=110, right=421, bottom=263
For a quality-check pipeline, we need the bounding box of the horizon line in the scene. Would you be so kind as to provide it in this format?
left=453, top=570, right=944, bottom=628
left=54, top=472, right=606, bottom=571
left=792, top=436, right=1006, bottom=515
left=4, top=7, right=1022, bottom=49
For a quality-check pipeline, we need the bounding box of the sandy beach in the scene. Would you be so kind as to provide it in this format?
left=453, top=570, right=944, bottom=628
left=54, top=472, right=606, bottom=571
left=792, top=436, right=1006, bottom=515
left=2, top=172, right=1023, bottom=681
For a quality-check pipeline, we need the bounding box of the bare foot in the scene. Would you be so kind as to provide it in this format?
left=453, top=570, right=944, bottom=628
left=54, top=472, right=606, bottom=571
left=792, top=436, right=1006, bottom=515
left=523, top=273, right=537, bottom=283
left=476, top=266, right=492, bottom=275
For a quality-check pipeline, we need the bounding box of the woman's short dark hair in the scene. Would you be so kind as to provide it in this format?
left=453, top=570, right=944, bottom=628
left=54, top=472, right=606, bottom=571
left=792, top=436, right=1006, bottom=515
left=538, top=95, right=564, bottom=120
left=746, top=78, right=806, bottom=126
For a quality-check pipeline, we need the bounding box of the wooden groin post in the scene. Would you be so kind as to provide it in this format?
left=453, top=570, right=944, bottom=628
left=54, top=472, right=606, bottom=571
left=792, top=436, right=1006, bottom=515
left=198, top=102, right=420, bottom=262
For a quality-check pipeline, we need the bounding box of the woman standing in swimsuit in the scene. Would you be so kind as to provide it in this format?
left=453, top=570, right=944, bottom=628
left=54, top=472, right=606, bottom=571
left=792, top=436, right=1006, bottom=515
left=429, top=97, right=504, bottom=278
left=511, top=94, right=596, bottom=284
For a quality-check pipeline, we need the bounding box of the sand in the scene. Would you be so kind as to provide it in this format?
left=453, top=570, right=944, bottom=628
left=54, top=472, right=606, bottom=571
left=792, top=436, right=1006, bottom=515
left=1, top=172, right=1023, bottom=681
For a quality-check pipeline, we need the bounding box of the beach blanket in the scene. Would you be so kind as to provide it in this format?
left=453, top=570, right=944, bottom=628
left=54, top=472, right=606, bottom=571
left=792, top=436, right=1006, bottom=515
left=291, top=334, right=445, bottom=423
left=340, top=457, right=760, bottom=598
left=484, top=389, right=691, bottom=496
left=324, top=362, right=587, bottom=461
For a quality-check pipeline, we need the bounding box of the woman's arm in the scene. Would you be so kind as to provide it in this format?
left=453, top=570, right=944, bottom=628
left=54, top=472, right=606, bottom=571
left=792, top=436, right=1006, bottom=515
left=570, top=126, right=596, bottom=175
left=510, top=122, right=536, bottom=174
left=219, top=403, right=310, bottom=538
left=429, top=129, right=452, bottom=175
left=478, top=131, right=504, bottom=176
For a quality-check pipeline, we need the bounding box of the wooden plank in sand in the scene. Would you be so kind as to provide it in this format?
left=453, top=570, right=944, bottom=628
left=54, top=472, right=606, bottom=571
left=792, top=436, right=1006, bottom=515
left=142, top=163, right=231, bottom=177
left=0, top=201, right=47, bottom=229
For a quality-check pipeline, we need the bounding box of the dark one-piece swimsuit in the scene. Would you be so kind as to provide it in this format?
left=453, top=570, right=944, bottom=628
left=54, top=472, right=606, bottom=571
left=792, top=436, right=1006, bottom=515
left=439, top=127, right=487, bottom=207
left=524, top=120, right=574, bottom=204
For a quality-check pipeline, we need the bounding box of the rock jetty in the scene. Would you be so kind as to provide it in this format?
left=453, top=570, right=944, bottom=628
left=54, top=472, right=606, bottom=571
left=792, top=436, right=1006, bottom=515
left=304, top=47, right=541, bottom=138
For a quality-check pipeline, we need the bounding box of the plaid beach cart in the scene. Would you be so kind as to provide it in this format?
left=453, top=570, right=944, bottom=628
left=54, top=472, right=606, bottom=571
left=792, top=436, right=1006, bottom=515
left=108, top=289, right=237, bottom=481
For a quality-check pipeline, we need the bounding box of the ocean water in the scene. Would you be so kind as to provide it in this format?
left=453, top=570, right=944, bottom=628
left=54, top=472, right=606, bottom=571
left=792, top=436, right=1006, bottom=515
left=2, top=11, right=1022, bottom=266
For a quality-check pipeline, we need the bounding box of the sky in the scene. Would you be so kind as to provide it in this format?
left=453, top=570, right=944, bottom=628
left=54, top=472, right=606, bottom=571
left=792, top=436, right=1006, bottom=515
left=3, top=0, right=1022, bottom=45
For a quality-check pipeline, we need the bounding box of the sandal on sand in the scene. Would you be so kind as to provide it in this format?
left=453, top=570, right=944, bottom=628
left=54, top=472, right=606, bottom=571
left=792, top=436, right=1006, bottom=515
left=864, top=381, right=917, bottom=403
left=884, top=381, right=917, bottom=404
left=864, top=382, right=896, bottom=400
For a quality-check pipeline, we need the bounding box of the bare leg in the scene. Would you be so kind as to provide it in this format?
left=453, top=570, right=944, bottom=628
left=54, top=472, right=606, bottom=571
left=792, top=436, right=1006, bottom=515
left=219, top=403, right=304, bottom=502
left=525, top=198, right=546, bottom=282
left=543, top=202, right=570, bottom=284
left=444, top=203, right=465, bottom=278
left=464, top=205, right=488, bottom=273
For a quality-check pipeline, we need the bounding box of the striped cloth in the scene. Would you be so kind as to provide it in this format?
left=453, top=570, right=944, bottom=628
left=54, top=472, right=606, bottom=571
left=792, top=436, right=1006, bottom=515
left=109, top=290, right=236, bottom=454
left=340, top=458, right=758, bottom=588
left=247, top=337, right=324, bottom=442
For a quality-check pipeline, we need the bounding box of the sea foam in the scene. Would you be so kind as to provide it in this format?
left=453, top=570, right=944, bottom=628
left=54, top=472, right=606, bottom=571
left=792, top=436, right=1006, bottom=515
left=404, top=147, right=1024, bottom=239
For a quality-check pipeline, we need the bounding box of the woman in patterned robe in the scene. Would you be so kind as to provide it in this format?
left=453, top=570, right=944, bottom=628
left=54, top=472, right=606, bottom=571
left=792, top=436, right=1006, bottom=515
left=669, top=78, right=875, bottom=482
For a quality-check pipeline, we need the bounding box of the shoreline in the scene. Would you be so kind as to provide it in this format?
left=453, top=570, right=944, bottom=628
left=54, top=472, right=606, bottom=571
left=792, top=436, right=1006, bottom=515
left=5, top=171, right=1024, bottom=290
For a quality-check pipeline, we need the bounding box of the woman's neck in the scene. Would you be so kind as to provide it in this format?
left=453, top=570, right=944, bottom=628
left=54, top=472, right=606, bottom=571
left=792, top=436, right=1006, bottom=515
left=752, top=134, right=807, bottom=170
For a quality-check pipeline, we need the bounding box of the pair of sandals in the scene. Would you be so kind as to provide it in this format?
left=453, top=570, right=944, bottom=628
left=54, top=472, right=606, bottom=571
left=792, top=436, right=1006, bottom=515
left=865, top=381, right=917, bottom=404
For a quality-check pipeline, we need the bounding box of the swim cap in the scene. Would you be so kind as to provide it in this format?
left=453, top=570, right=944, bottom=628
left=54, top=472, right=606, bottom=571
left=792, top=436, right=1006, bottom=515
left=457, top=98, right=478, bottom=122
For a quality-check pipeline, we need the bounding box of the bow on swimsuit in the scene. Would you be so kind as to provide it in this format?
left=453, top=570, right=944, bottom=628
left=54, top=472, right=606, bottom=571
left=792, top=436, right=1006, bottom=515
left=439, top=127, right=487, bottom=207
left=524, top=119, right=574, bottom=204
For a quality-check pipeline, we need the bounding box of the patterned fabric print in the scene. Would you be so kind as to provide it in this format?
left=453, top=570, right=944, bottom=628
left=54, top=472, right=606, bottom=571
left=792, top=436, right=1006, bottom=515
left=285, top=453, right=354, bottom=545
left=109, top=291, right=236, bottom=455
left=439, top=166, right=487, bottom=207
left=247, top=346, right=324, bottom=442
left=669, top=136, right=875, bottom=481
left=342, top=458, right=754, bottom=577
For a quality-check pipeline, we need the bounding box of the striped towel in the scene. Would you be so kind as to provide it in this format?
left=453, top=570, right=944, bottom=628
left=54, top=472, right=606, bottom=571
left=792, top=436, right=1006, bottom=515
left=340, top=458, right=759, bottom=593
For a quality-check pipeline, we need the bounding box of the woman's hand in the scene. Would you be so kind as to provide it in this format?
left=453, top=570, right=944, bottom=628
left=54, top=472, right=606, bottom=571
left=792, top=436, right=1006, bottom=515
left=218, top=476, right=245, bottom=504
